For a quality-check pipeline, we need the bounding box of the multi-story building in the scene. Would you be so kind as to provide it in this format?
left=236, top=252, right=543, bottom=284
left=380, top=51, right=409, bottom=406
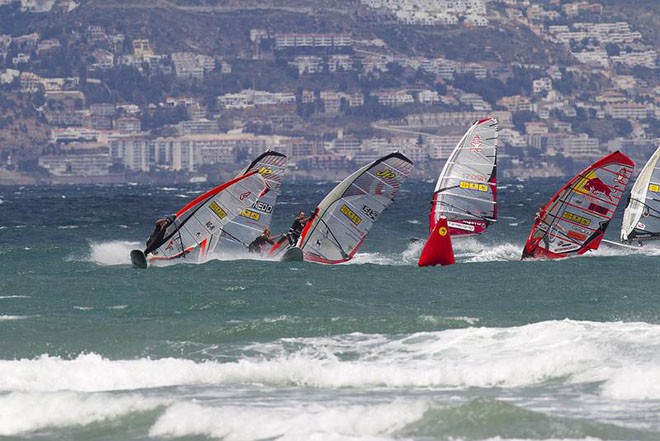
left=171, top=52, right=215, bottom=80
left=497, top=95, right=533, bottom=112
left=273, top=33, right=352, bottom=50
left=109, top=136, right=153, bottom=172
left=115, top=117, right=142, bottom=134
left=110, top=134, right=291, bottom=172
left=178, top=119, right=219, bottom=136
left=39, top=153, right=111, bottom=176
left=427, top=135, right=464, bottom=160
left=558, top=134, right=601, bottom=158
left=373, top=90, right=414, bottom=106
left=604, top=103, right=651, bottom=119
left=90, top=103, right=116, bottom=117
left=132, top=39, right=153, bottom=57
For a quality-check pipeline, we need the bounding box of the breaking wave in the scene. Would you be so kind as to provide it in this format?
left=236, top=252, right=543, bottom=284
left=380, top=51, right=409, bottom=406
left=2, top=320, right=659, bottom=398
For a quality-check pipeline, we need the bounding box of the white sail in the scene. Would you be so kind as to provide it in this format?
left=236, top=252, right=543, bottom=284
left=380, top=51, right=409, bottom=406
left=431, top=117, right=498, bottom=236
left=621, top=147, right=660, bottom=243
left=220, top=151, right=288, bottom=249
left=297, top=152, right=413, bottom=263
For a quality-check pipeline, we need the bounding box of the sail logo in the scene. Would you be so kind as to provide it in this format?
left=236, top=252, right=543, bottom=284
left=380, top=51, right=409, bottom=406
left=209, top=201, right=227, bottom=219
left=258, top=167, right=273, bottom=176
left=650, top=184, right=660, bottom=193
left=583, top=177, right=612, bottom=200
left=340, top=204, right=362, bottom=226
left=239, top=208, right=261, bottom=221
left=470, top=134, right=483, bottom=152
left=462, top=173, right=486, bottom=182
left=588, top=203, right=608, bottom=216
left=376, top=169, right=396, bottom=179
left=251, top=200, right=273, bottom=213
left=361, top=204, right=379, bottom=221
left=567, top=230, right=587, bottom=242
left=448, top=221, right=475, bottom=232
left=239, top=191, right=251, bottom=201
left=438, top=226, right=448, bottom=236
left=459, top=181, right=489, bottom=192
left=562, top=211, right=591, bottom=226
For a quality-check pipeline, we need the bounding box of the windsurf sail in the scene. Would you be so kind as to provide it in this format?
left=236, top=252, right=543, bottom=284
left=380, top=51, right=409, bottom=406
left=430, top=117, right=498, bottom=236
left=522, top=151, right=634, bottom=260
left=418, top=216, right=455, bottom=267
left=146, top=171, right=268, bottom=262
left=620, top=147, right=660, bottom=243
left=218, top=151, right=288, bottom=249
left=294, top=152, right=414, bottom=264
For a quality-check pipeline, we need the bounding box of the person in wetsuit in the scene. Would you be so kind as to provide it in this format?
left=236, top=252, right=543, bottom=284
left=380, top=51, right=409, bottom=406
left=287, top=211, right=310, bottom=246
left=248, top=228, right=276, bottom=253
left=144, top=215, right=175, bottom=255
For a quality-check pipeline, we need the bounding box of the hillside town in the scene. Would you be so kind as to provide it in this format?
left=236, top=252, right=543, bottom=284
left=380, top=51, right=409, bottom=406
left=0, top=0, right=657, bottom=184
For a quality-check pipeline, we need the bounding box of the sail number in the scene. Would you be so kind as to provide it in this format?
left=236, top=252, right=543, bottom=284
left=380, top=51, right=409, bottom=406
left=340, top=204, right=362, bottom=226
left=251, top=200, right=273, bottom=213
left=459, top=181, right=489, bottom=192
left=210, top=201, right=227, bottom=219
left=361, top=205, right=379, bottom=221
left=562, top=211, right=591, bottom=226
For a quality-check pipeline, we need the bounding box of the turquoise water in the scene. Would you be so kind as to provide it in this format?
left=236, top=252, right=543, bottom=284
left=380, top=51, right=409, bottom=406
left=1, top=179, right=660, bottom=440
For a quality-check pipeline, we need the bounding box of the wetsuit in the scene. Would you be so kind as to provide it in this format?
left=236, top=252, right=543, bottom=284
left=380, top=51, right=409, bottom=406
left=248, top=235, right=274, bottom=253
left=144, top=217, right=173, bottom=255
left=287, top=218, right=306, bottom=246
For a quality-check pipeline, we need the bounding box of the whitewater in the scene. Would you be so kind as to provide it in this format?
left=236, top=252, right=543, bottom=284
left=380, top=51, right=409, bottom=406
left=1, top=179, right=660, bottom=440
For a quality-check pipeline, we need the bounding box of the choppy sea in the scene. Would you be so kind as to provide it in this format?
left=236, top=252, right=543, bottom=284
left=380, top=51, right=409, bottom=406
left=1, top=178, right=659, bottom=441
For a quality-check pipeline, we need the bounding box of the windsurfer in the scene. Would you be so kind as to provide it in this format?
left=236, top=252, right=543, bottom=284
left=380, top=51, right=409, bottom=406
left=248, top=228, right=277, bottom=253
left=287, top=211, right=310, bottom=246
left=145, top=215, right=175, bottom=254
left=535, top=206, right=546, bottom=223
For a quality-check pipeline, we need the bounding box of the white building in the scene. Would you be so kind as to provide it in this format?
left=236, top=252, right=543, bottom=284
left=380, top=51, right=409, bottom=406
left=39, top=153, right=111, bottom=176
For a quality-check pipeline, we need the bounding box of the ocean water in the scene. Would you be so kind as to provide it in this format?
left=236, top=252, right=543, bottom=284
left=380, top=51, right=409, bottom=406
left=1, top=178, right=660, bottom=441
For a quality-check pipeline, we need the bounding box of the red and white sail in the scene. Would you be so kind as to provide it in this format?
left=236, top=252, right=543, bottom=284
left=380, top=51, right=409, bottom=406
left=522, top=151, right=634, bottom=260
left=430, top=117, right=498, bottom=236
left=147, top=171, right=268, bottom=262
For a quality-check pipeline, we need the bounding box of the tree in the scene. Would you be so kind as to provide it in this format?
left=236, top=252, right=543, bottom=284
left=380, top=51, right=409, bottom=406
left=605, top=43, right=620, bottom=57
left=141, top=104, right=189, bottom=131
left=31, top=90, right=46, bottom=108
left=512, top=111, right=536, bottom=133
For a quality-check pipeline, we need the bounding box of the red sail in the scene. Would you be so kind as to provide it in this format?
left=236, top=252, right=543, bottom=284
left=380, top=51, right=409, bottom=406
left=418, top=217, right=456, bottom=267
left=522, top=151, right=634, bottom=260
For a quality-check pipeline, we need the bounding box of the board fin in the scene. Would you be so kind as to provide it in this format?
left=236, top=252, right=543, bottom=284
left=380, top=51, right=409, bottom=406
left=418, top=217, right=455, bottom=267
left=130, top=249, right=148, bottom=269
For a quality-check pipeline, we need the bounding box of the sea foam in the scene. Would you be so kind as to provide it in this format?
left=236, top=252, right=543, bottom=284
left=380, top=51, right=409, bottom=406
left=2, top=321, right=660, bottom=400
left=149, top=399, right=428, bottom=441
left=86, top=240, right=142, bottom=266
left=0, top=391, right=165, bottom=436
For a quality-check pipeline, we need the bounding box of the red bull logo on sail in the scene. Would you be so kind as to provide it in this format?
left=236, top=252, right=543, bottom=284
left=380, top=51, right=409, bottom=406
left=584, top=177, right=612, bottom=200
